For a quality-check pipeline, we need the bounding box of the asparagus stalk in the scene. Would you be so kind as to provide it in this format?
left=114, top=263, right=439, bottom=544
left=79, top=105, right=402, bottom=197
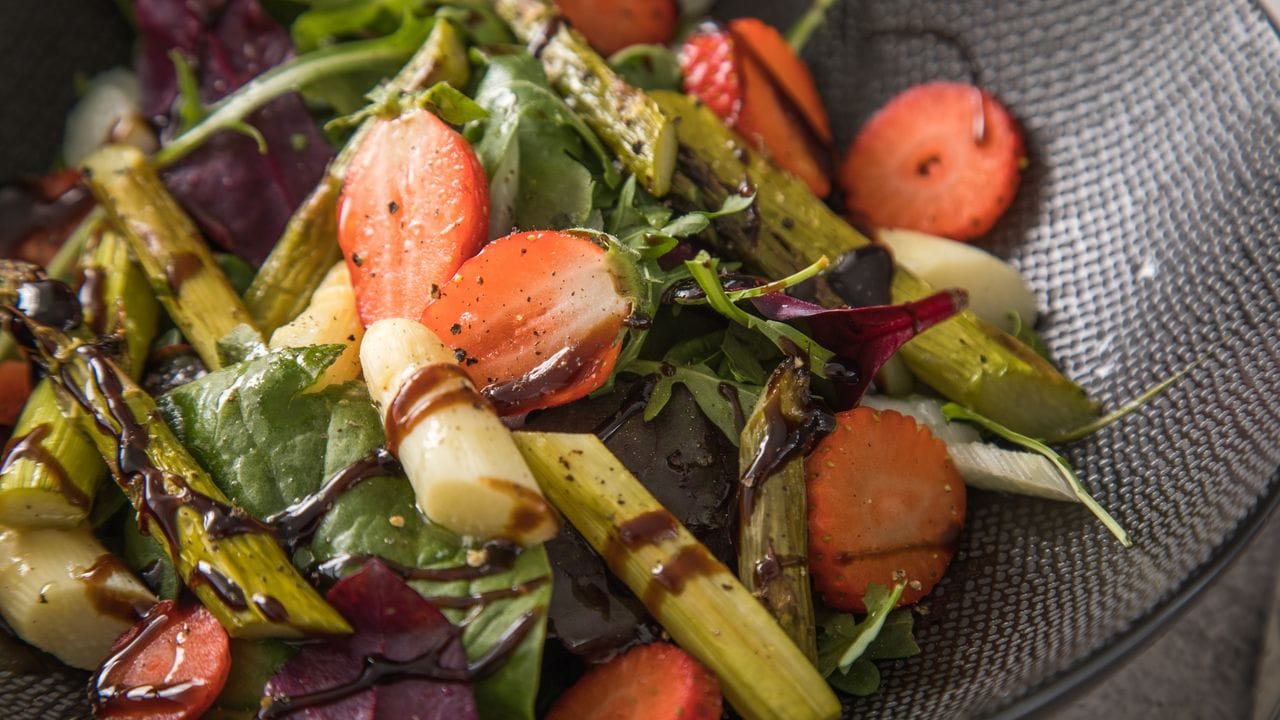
left=0, top=263, right=351, bottom=638
left=493, top=0, right=677, bottom=196
left=82, top=145, right=256, bottom=370
left=244, top=20, right=471, bottom=334
left=361, top=318, right=559, bottom=545
left=0, top=524, right=156, bottom=670
left=737, top=360, right=820, bottom=662
left=650, top=90, right=1100, bottom=439
left=513, top=431, right=840, bottom=720
left=0, top=226, right=159, bottom=528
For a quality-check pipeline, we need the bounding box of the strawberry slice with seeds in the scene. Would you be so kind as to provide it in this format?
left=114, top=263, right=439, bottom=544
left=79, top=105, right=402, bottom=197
left=679, top=24, right=744, bottom=125
left=546, top=642, right=723, bottom=720
left=420, top=230, right=634, bottom=416
left=728, top=18, right=832, bottom=144
left=338, top=108, right=489, bottom=326
left=839, top=81, right=1026, bottom=241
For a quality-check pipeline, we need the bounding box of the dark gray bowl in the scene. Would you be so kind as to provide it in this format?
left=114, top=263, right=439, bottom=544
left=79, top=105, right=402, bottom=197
left=2, top=0, right=1279, bottom=718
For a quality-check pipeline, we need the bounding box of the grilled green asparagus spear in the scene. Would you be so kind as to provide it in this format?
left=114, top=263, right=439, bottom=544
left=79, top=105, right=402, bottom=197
left=82, top=145, right=256, bottom=370
left=244, top=19, right=471, bottom=334
left=0, top=225, right=159, bottom=527
left=650, top=91, right=1099, bottom=438
left=0, top=261, right=350, bottom=639
left=737, top=359, right=821, bottom=662
left=514, top=431, right=840, bottom=720
left=493, top=0, right=677, bottom=196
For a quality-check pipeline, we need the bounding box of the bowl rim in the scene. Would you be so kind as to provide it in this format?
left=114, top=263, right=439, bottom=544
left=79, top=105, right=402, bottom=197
left=985, top=6, right=1280, bottom=715
left=987, top=473, right=1280, bottom=718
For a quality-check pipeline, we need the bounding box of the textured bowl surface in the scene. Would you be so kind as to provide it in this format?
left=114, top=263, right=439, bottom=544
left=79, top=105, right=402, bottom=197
left=2, top=1, right=1278, bottom=718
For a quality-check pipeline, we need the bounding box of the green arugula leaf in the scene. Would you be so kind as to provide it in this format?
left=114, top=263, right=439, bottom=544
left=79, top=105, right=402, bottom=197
left=626, top=359, right=759, bottom=444
left=685, top=252, right=835, bottom=374
left=816, top=582, right=906, bottom=677
left=866, top=609, right=921, bottom=661
left=941, top=403, right=1132, bottom=546
left=158, top=346, right=551, bottom=719
left=719, top=324, right=772, bottom=385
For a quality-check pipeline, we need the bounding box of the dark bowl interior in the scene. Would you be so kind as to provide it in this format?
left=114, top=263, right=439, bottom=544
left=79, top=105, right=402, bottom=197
left=2, top=0, right=1279, bottom=718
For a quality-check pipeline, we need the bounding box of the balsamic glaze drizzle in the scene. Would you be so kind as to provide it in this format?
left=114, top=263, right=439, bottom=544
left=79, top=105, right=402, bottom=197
left=307, top=541, right=522, bottom=588
left=592, top=375, right=657, bottom=443
left=266, top=447, right=402, bottom=550
left=738, top=360, right=834, bottom=518
left=0, top=423, right=83, bottom=507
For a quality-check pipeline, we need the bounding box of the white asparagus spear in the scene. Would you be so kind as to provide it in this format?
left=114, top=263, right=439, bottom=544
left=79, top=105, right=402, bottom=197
left=0, top=525, right=155, bottom=669
left=269, top=261, right=365, bottom=389
left=360, top=318, right=558, bottom=546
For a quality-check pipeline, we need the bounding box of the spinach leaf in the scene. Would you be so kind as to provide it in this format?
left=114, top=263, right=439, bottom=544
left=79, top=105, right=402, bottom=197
left=158, top=346, right=551, bottom=719
left=468, top=53, right=619, bottom=235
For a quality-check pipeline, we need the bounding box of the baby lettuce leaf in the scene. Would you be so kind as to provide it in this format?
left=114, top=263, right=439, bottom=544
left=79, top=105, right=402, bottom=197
left=135, top=0, right=335, bottom=265
left=263, top=560, right=479, bottom=720
left=468, top=53, right=619, bottom=236
left=158, top=346, right=551, bottom=719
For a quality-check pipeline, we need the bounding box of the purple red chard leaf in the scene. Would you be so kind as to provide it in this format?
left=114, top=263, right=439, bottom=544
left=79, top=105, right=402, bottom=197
left=134, top=0, right=333, bottom=266
left=262, top=559, right=479, bottom=720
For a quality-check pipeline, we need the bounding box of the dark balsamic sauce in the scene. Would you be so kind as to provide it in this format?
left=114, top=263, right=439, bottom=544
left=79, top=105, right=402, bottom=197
left=77, top=266, right=108, bottom=335
left=192, top=560, right=248, bottom=611
left=592, top=375, right=656, bottom=442
left=738, top=361, right=834, bottom=518
left=16, top=278, right=82, bottom=331
left=253, top=593, right=290, bottom=623
left=621, top=312, right=652, bottom=330
left=164, top=252, right=202, bottom=294
left=617, top=510, right=679, bottom=548
left=90, top=604, right=198, bottom=715
left=74, top=554, right=151, bottom=622
left=308, top=540, right=521, bottom=587
left=483, top=321, right=619, bottom=415
left=661, top=273, right=766, bottom=305
left=751, top=547, right=805, bottom=590
left=384, top=364, right=483, bottom=454
left=528, top=17, right=564, bottom=58
left=717, top=382, right=746, bottom=434
left=266, top=447, right=402, bottom=550
left=645, top=545, right=719, bottom=606
left=0, top=423, right=84, bottom=507
left=257, top=611, right=541, bottom=720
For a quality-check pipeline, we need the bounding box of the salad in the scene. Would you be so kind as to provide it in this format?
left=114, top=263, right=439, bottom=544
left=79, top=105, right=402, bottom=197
left=0, top=0, right=1173, bottom=718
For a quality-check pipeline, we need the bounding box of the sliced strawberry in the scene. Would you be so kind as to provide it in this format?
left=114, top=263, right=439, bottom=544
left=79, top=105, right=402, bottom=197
left=556, top=0, right=678, bottom=56
left=807, top=407, right=966, bottom=612
left=728, top=18, right=832, bottom=143
left=680, top=25, right=744, bottom=125
left=546, top=642, right=723, bottom=720
left=0, top=360, right=32, bottom=427
left=734, top=49, right=832, bottom=197
left=840, top=81, right=1026, bottom=241
left=90, top=600, right=230, bottom=720
left=681, top=22, right=832, bottom=197
left=338, top=108, right=489, bottom=326
left=420, top=230, right=633, bottom=416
